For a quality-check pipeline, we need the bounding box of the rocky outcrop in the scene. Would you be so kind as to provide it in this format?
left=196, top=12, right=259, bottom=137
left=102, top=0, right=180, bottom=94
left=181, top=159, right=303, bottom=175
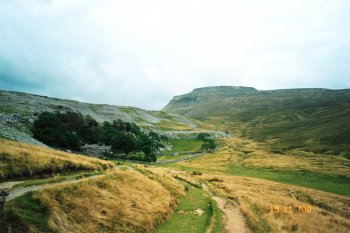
left=0, top=122, right=48, bottom=147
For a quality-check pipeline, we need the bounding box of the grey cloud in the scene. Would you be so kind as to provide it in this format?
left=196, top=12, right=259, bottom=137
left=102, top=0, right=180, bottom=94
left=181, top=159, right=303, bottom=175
left=0, top=0, right=349, bottom=109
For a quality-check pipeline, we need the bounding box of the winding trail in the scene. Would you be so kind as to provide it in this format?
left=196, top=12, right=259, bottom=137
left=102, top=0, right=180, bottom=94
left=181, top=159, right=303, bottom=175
left=202, top=184, right=250, bottom=233
left=0, top=181, right=23, bottom=190
left=1, top=165, right=131, bottom=201
left=2, top=174, right=105, bottom=202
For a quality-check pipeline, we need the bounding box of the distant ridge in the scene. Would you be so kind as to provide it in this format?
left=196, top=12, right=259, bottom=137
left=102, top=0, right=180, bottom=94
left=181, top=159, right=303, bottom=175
left=163, top=86, right=350, bottom=155
left=192, top=86, right=258, bottom=93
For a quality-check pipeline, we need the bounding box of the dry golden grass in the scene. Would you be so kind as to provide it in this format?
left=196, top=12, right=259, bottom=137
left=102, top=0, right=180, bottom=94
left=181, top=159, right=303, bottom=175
left=236, top=139, right=350, bottom=177
left=139, top=165, right=202, bottom=188
left=133, top=165, right=186, bottom=198
left=0, top=139, right=114, bottom=179
left=25, top=170, right=183, bottom=233
left=170, top=137, right=350, bottom=231
left=176, top=142, right=238, bottom=173
left=203, top=174, right=350, bottom=233
left=178, top=137, right=350, bottom=177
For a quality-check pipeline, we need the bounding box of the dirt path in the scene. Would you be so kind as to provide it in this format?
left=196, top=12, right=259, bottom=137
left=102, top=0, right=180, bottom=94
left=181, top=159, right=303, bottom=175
left=0, top=181, right=23, bottom=190
left=3, top=166, right=131, bottom=202
left=211, top=196, right=249, bottom=233
left=203, top=184, right=249, bottom=233
left=5, top=174, right=105, bottom=202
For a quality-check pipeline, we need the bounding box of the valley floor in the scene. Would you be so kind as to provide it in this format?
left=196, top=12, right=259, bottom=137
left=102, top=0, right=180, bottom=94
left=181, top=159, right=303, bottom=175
left=1, top=137, right=350, bottom=233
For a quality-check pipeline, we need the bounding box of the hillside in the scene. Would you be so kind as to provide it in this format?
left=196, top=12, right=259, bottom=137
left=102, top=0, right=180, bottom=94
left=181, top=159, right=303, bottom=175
left=2, top=169, right=185, bottom=233
left=163, top=86, right=350, bottom=155
left=0, top=139, right=114, bottom=180
left=0, top=90, right=195, bottom=128
left=0, top=90, right=202, bottom=146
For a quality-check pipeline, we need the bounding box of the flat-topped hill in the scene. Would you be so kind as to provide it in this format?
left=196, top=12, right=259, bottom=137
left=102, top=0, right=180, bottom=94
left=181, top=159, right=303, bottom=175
left=163, top=86, right=350, bottom=155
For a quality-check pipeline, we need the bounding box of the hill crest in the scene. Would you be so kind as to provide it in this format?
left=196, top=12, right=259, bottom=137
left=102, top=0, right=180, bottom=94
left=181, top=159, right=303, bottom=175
left=162, top=86, right=350, bottom=155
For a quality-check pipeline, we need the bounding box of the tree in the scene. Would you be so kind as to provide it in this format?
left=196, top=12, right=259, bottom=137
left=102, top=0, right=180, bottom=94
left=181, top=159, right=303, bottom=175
left=201, top=138, right=216, bottom=152
left=111, top=132, right=136, bottom=156
left=136, top=133, right=161, bottom=162
left=160, top=135, right=169, bottom=141
left=32, top=113, right=161, bottom=160
left=31, top=112, right=81, bottom=150
left=130, top=123, right=141, bottom=135
left=197, top=133, right=211, bottom=141
left=101, top=122, right=120, bottom=145
left=57, top=111, right=85, bottom=133
left=148, top=131, right=161, bottom=142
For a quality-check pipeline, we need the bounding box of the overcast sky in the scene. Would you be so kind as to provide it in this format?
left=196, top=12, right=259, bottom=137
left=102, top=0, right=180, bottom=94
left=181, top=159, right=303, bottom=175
left=0, top=0, right=349, bottom=109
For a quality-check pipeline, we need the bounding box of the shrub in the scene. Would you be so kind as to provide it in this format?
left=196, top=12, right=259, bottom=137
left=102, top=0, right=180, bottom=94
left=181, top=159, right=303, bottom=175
left=207, top=177, right=223, bottom=182
left=192, top=170, right=202, bottom=176
left=197, top=133, right=211, bottom=141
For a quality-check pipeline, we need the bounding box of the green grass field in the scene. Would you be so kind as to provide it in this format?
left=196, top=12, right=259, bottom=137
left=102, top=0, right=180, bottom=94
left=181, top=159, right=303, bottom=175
left=161, top=138, right=202, bottom=156
left=154, top=183, right=224, bottom=233
left=227, top=165, right=350, bottom=196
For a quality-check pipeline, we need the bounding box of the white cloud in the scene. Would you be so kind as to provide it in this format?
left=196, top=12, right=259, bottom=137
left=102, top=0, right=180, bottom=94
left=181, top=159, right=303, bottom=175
left=0, top=0, right=349, bottom=109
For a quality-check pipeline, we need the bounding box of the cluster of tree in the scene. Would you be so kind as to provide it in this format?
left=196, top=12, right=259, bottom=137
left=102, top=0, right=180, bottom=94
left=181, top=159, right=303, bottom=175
left=31, top=111, right=163, bottom=161
left=197, top=133, right=216, bottom=151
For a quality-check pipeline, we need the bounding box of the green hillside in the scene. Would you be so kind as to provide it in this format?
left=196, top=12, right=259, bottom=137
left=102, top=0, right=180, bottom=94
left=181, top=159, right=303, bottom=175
left=163, top=86, right=350, bottom=155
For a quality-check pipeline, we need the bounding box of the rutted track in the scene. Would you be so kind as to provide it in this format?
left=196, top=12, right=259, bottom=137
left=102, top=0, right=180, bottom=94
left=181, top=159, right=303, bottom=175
left=1, top=165, right=131, bottom=201
left=2, top=174, right=105, bottom=202
left=203, top=184, right=250, bottom=233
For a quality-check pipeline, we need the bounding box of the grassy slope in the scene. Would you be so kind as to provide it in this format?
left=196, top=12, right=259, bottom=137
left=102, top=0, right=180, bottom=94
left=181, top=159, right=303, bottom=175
left=204, top=174, right=350, bottom=233
left=3, top=170, right=185, bottom=233
left=169, top=138, right=350, bottom=196
left=227, top=165, right=350, bottom=196
left=0, top=139, right=114, bottom=180
left=163, top=87, right=350, bottom=155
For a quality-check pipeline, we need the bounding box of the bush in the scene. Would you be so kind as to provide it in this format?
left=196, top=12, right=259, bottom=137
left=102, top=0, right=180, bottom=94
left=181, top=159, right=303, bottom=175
left=201, top=139, right=216, bottom=152
left=197, top=133, right=211, bottom=141
left=192, top=170, right=202, bottom=176
left=207, top=177, right=223, bottom=182
left=184, top=184, right=189, bottom=192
